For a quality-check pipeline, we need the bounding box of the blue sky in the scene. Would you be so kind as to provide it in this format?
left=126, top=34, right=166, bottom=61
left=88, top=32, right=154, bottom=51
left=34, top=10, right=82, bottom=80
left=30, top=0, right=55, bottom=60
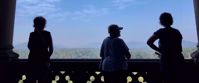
left=14, top=0, right=196, bottom=48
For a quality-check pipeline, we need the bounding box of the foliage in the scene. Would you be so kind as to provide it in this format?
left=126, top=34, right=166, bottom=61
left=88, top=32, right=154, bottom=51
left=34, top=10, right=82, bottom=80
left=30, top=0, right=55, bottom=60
left=14, top=48, right=196, bottom=59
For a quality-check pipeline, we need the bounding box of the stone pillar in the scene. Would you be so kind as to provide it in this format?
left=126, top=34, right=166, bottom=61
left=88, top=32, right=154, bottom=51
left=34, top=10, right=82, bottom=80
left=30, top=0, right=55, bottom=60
left=0, top=0, right=18, bottom=82
left=194, top=0, right=199, bottom=43
left=0, top=0, right=18, bottom=60
left=191, top=0, right=199, bottom=63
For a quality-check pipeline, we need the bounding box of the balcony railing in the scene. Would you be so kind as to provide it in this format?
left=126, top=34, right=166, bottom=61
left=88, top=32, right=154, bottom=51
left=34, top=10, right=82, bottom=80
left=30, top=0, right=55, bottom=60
left=3, top=59, right=198, bottom=83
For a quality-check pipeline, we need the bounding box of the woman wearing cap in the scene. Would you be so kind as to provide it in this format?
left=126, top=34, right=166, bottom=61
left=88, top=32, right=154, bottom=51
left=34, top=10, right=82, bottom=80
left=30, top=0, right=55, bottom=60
left=100, top=24, right=131, bottom=83
left=27, top=16, right=53, bottom=83
left=147, top=12, right=185, bottom=83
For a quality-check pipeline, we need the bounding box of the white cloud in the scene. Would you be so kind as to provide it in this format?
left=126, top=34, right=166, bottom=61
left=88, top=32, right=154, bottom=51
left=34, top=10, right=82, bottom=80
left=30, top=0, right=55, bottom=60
left=16, top=0, right=61, bottom=17
left=71, top=6, right=109, bottom=21
left=16, top=0, right=109, bottom=21
left=112, top=0, right=136, bottom=9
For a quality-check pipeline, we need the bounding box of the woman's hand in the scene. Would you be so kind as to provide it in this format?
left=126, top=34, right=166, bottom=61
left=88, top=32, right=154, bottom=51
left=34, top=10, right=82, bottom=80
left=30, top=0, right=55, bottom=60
left=155, top=51, right=162, bottom=58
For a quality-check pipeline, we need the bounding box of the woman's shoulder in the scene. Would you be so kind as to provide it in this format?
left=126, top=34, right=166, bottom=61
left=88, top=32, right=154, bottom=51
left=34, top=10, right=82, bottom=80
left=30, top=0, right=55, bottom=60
left=154, top=28, right=166, bottom=35
left=171, top=27, right=180, bottom=32
left=43, top=30, right=50, bottom=33
left=30, top=32, right=36, bottom=35
left=103, top=37, right=123, bottom=43
left=113, top=38, right=125, bottom=43
left=156, top=28, right=165, bottom=32
left=114, top=37, right=123, bottom=41
left=41, top=30, right=51, bottom=36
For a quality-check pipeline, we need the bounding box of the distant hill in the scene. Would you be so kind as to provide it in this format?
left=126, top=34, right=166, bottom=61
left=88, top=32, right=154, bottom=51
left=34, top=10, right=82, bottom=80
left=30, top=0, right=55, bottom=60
left=14, top=40, right=197, bottom=49
left=14, top=43, right=27, bottom=49
left=127, top=40, right=197, bottom=49
left=84, top=42, right=101, bottom=48
left=182, top=40, right=197, bottom=48
left=14, top=42, right=66, bottom=49
left=127, top=41, right=148, bottom=49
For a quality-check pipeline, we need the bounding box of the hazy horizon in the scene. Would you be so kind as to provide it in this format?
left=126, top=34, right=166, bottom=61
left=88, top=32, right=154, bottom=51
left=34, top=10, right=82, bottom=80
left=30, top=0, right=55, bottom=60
left=14, top=0, right=197, bottom=48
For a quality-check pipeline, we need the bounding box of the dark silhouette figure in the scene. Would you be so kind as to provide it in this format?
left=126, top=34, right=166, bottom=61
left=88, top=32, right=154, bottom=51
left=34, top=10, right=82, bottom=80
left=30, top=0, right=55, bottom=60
left=100, top=24, right=131, bottom=83
left=147, top=12, right=185, bottom=83
left=27, top=16, right=53, bottom=83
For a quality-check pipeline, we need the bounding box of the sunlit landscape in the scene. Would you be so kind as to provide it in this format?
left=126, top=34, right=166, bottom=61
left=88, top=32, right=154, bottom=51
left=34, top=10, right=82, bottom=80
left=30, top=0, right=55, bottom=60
left=14, top=0, right=197, bottom=59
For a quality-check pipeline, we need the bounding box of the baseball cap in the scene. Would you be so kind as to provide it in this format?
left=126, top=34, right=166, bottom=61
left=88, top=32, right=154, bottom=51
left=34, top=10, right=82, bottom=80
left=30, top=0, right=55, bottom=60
left=108, top=24, right=123, bottom=33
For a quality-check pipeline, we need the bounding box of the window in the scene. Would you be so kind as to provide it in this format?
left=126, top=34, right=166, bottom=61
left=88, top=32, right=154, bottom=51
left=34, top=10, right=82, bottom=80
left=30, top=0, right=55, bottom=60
left=14, top=0, right=197, bottom=59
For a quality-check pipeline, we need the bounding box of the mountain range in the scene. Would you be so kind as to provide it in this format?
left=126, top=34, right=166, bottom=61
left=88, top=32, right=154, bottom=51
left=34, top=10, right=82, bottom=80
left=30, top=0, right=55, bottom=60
left=14, top=40, right=197, bottom=49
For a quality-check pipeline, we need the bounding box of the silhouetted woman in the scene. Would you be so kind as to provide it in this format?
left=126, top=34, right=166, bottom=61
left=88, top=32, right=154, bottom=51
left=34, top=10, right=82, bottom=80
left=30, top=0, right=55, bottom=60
left=147, top=12, right=185, bottom=83
left=27, top=16, right=53, bottom=83
left=100, top=24, right=131, bottom=83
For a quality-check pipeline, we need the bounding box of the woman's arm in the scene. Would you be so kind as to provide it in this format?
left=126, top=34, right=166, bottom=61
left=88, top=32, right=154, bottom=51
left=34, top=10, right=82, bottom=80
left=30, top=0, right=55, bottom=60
left=100, top=42, right=104, bottom=60
left=120, top=39, right=131, bottom=60
left=125, top=50, right=131, bottom=60
left=147, top=35, right=161, bottom=53
left=28, top=33, right=33, bottom=50
left=48, top=32, right=53, bottom=56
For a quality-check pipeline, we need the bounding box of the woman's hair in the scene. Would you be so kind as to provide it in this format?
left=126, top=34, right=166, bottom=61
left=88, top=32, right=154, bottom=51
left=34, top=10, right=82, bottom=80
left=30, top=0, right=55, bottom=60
left=159, top=12, right=173, bottom=27
left=33, top=16, right=46, bottom=30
